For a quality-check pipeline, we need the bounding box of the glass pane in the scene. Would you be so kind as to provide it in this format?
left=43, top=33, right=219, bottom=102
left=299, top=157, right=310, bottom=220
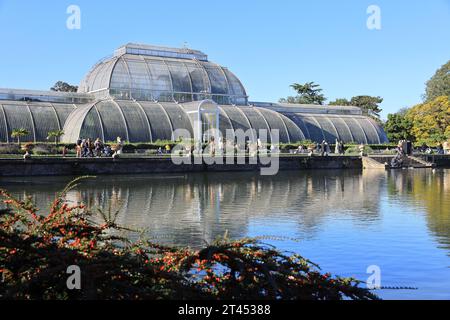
left=3, top=104, right=34, bottom=141
left=240, top=108, right=270, bottom=142
left=220, top=106, right=251, bottom=132
left=223, top=68, right=246, bottom=97
left=280, top=114, right=306, bottom=142
left=29, top=105, right=60, bottom=141
left=0, top=104, right=8, bottom=142
left=359, top=118, right=381, bottom=144
left=283, top=114, right=311, bottom=140
left=257, top=108, right=290, bottom=143
left=138, top=101, right=173, bottom=141
left=110, top=59, right=131, bottom=90
left=314, top=116, right=338, bottom=143
left=201, top=62, right=228, bottom=94
left=161, top=102, right=193, bottom=136
left=80, top=108, right=103, bottom=141
left=116, top=101, right=152, bottom=142
left=341, top=117, right=367, bottom=144
left=125, top=58, right=152, bottom=100
left=53, top=104, right=76, bottom=128
left=166, top=61, right=192, bottom=93
left=301, top=116, right=325, bottom=142
left=184, top=62, right=209, bottom=93
left=331, top=116, right=354, bottom=143
left=95, top=101, right=127, bottom=142
left=144, top=59, right=172, bottom=101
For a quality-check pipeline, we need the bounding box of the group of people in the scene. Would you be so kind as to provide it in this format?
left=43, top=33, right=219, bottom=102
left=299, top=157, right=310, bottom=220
left=75, top=137, right=123, bottom=158
left=161, top=137, right=281, bottom=157
left=419, top=141, right=450, bottom=155
left=293, top=139, right=346, bottom=156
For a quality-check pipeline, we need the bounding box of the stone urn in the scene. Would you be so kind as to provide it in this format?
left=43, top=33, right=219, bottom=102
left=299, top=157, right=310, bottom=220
left=21, top=143, right=34, bottom=159
left=111, top=144, right=121, bottom=159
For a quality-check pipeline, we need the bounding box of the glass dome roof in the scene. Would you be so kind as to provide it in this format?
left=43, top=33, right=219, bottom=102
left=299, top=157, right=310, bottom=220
left=79, top=43, right=248, bottom=105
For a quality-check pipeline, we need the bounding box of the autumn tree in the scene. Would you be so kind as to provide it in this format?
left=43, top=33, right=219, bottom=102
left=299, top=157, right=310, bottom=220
left=424, top=60, right=450, bottom=102
left=406, top=96, right=450, bottom=145
left=384, top=108, right=414, bottom=142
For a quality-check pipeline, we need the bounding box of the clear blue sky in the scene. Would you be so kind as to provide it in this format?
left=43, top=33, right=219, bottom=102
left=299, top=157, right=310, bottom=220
left=0, top=0, right=449, bottom=118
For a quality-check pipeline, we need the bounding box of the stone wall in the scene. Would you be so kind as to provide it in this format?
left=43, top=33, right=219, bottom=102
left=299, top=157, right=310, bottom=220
left=0, top=156, right=363, bottom=177
left=417, top=155, right=450, bottom=168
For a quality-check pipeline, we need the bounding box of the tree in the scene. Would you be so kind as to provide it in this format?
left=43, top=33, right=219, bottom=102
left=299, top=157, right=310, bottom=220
left=47, top=130, right=65, bottom=146
left=406, top=96, right=450, bottom=145
left=425, top=60, right=450, bottom=102
left=279, top=82, right=326, bottom=105
left=384, top=109, right=414, bottom=142
left=349, top=95, right=383, bottom=118
left=50, top=81, right=78, bottom=93
left=11, top=128, right=30, bottom=145
left=329, top=98, right=351, bottom=106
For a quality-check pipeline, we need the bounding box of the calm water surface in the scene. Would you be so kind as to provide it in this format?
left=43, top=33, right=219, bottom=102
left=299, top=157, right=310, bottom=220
left=1, top=169, right=449, bottom=300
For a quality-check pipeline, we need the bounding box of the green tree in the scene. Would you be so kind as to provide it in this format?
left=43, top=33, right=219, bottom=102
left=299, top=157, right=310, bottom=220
left=11, top=128, right=30, bottom=145
left=349, top=95, right=383, bottom=118
left=384, top=108, right=414, bottom=142
left=406, top=96, right=450, bottom=145
left=425, top=60, right=450, bottom=102
left=279, top=82, right=326, bottom=105
left=50, top=81, right=78, bottom=93
left=329, top=98, right=351, bottom=106
left=47, top=130, right=65, bottom=146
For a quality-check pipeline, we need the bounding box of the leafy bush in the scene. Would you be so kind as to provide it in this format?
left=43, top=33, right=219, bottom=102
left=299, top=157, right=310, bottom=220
left=32, top=146, right=52, bottom=155
left=0, top=145, right=21, bottom=155
left=32, top=145, right=66, bottom=156
left=345, top=145, right=374, bottom=155
left=0, top=178, right=378, bottom=301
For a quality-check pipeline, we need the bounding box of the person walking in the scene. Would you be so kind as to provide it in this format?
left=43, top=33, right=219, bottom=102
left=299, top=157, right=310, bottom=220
left=321, top=140, right=327, bottom=156
left=62, top=145, right=68, bottom=158
left=443, top=140, right=450, bottom=155
left=359, top=144, right=365, bottom=157
left=116, top=137, right=124, bottom=155
left=81, top=139, right=89, bottom=158
left=88, top=138, right=95, bottom=157
left=94, top=138, right=103, bottom=157
left=339, top=140, right=345, bottom=155
left=209, top=137, right=216, bottom=157
left=164, top=144, right=171, bottom=154
left=75, top=138, right=82, bottom=158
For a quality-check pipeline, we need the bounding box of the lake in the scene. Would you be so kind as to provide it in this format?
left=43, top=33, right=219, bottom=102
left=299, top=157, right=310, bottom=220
left=1, top=169, right=449, bottom=300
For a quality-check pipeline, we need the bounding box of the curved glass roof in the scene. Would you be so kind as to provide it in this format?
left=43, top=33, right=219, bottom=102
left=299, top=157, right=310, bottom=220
left=0, top=100, right=387, bottom=145
left=280, top=113, right=388, bottom=144
left=0, top=101, right=74, bottom=143
left=62, top=100, right=194, bottom=143
left=79, top=44, right=248, bottom=105
left=59, top=99, right=388, bottom=144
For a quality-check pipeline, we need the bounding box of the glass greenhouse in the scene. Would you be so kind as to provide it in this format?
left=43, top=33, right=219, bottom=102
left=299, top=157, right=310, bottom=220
left=0, top=43, right=388, bottom=144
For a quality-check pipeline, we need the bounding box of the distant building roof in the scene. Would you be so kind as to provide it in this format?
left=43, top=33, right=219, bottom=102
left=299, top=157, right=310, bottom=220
left=114, top=43, right=209, bottom=61
left=250, top=102, right=363, bottom=115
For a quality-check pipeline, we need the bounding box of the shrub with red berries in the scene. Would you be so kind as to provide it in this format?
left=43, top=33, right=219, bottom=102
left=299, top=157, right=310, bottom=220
left=0, top=177, right=378, bottom=300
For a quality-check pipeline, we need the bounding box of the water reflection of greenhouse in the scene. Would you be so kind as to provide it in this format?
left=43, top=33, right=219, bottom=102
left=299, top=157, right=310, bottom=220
left=3, top=171, right=386, bottom=246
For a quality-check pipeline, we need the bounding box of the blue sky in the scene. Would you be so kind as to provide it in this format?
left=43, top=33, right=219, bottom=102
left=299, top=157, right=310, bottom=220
left=0, top=0, right=449, bottom=119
